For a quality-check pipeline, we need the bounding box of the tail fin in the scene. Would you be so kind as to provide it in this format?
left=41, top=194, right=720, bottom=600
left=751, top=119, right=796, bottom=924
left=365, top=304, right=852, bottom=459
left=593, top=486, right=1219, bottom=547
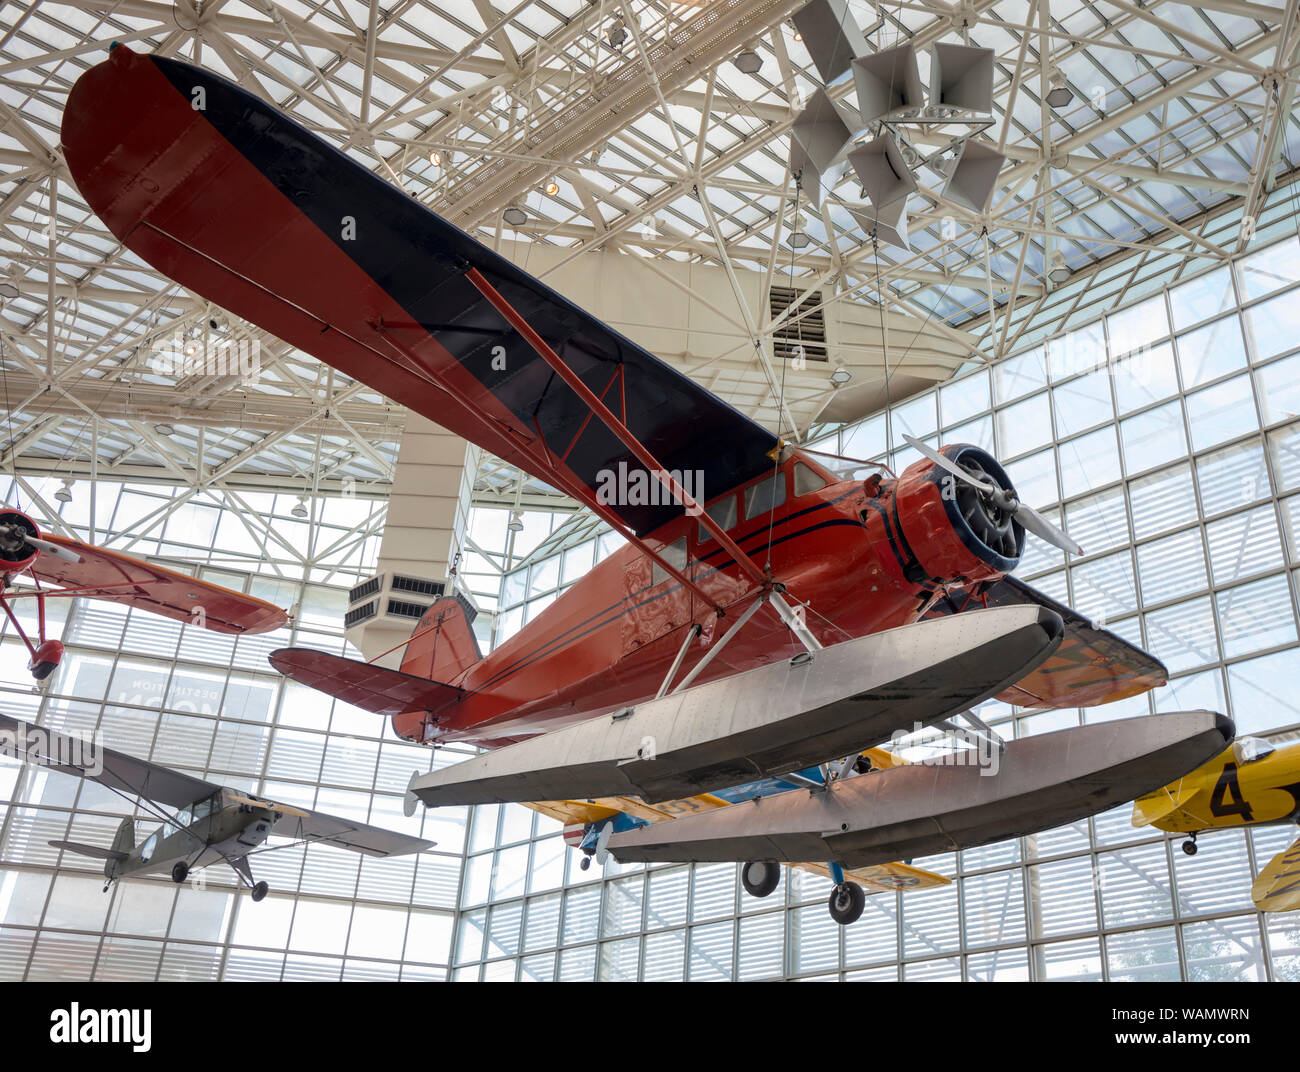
left=107, top=816, right=133, bottom=879
left=401, top=593, right=481, bottom=682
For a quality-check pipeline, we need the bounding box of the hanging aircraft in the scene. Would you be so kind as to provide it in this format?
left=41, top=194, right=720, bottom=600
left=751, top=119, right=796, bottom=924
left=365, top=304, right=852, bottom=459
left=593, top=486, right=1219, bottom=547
left=0, top=713, right=432, bottom=899
left=60, top=46, right=1236, bottom=924
left=1132, top=736, right=1300, bottom=913
left=0, top=505, right=287, bottom=680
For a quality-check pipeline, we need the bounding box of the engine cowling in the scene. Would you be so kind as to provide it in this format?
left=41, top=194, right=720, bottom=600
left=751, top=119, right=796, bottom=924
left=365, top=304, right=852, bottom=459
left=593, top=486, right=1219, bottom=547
left=894, top=443, right=1025, bottom=585
left=0, top=509, right=40, bottom=576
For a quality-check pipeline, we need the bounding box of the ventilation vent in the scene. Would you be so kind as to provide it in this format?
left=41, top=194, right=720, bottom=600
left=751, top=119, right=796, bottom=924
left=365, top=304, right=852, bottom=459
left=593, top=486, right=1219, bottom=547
left=386, top=599, right=430, bottom=620
left=344, top=600, right=378, bottom=628
left=392, top=575, right=445, bottom=598
left=349, top=576, right=382, bottom=604
left=768, top=285, right=829, bottom=363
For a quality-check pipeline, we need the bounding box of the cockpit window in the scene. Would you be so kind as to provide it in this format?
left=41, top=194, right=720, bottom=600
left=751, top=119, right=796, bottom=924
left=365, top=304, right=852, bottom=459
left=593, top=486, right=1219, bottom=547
left=793, top=462, right=827, bottom=497
left=744, top=473, right=786, bottom=520
left=1232, top=737, right=1275, bottom=765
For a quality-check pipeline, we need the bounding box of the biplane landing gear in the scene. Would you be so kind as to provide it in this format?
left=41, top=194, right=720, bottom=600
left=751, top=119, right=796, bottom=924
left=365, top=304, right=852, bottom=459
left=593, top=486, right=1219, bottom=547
left=741, top=860, right=780, bottom=899
left=251, top=881, right=269, bottom=902
left=828, top=881, right=866, bottom=926
left=1182, top=834, right=1199, bottom=856
left=579, top=854, right=592, bottom=871
left=171, top=861, right=189, bottom=884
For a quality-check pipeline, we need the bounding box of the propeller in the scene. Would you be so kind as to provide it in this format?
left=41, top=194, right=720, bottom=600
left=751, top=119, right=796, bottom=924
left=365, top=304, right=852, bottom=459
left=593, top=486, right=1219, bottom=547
left=403, top=770, right=421, bottom=818
left=902, top=434, right=1083, bottom=557
left=226, top=792, right=310, bottom=819
left=594, top=821, right=614, bottom=865
left=0, top=522, right=82, bottom=565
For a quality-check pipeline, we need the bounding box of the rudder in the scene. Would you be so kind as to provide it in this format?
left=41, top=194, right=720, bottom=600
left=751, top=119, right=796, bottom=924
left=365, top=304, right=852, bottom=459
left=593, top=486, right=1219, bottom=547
left=107, top=817, right=133, bottom=880
left=400, top=593, right=481, bottom=682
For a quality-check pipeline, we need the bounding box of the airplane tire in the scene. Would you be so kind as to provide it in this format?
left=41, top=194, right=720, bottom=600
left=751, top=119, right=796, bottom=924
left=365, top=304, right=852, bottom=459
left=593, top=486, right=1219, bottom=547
left=31, top=661, right=58, bottom=681
left=741, top=860, right=781, bottom=899
left=828, top=881, right=865, bottom=926
left=171, top=862, right=189, bottom=884
left=251, top=881, right=269, bottom=902
left=1182, top=839, right=1198, bottom=856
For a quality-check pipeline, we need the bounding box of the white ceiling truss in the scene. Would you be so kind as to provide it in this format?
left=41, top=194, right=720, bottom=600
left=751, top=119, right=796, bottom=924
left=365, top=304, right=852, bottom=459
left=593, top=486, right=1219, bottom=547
left=2, top=0, right=1300, bottom=505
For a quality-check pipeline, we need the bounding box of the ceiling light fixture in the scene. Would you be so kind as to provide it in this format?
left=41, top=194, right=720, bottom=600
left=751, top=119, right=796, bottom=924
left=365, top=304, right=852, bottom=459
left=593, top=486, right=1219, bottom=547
left=292, top=494, right=309, bottom=519
left=429, top=149, right=441, bottom=166
left=734, top=44, right=762, bottom=75
left=0, top=282, right=18, bottom=300
left=503, top=206, right=528, bottom=227
left=1045, top=72, right=1074, bottom=109
left=545, top=179, right=560, bottom=196
left=830, top=366, right=852, bottom=386
left=1048, top=251, right=1071, bottom=284
left=508, top=509, right=525, bottom=533
left=54, top=479, right=73, bottom=504
left=154, top=423, right=176, bottom=436
left=607, top=18, right=627, bottom=49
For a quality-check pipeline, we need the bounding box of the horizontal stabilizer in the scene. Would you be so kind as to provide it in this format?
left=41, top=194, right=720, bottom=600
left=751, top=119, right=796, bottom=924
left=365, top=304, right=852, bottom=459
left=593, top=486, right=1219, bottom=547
left=269, top=648, right=462, bottom=718
left=1252, top=835, right=1300, bottom=913
left=48, top=839, right=127, bottom=862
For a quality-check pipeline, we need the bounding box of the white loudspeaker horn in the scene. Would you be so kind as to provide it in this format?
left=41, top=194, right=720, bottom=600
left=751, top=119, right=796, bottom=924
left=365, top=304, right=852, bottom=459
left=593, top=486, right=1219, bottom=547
left=847, top=132, right=917, bottom=211
left=851, top=44, right=924, bottom=125
left=846, top=198, right=911, bottom=251
left=790, top=87, right=862, bottom=177
left=942, top=140, right=1005, bottom=212
left=930, top=42, right=995, bottom=112
left=791, top=0, right=869, bottom=84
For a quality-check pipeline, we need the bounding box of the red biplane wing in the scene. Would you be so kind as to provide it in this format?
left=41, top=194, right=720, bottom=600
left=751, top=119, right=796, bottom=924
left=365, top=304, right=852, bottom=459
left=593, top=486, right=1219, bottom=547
left=28, top=533, right=287, bottom=634
left=269, top=648, right=462, bottom=718
left=61, top=48, right=780, bottom=550
left=926, top=575, right=1167, bottom=709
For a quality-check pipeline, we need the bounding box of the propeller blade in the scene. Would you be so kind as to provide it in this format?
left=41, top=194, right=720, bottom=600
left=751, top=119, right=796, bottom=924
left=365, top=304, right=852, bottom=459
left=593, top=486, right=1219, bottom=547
left=403, top=770, right=421, bottom=818
left=901, top=434, right=997, bottom=493
left=25, top=536, right=81, bottom=565
left=903, top=434, right=1083, bottom=556
left=594, top=822, right=614, bottom=865
left=1013, top=500, right=1083, bottom=557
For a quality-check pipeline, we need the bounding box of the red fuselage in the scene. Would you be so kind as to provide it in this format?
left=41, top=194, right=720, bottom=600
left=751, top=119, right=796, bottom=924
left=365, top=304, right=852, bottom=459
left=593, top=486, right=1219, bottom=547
left=404, top=449, right=1006, bottom=746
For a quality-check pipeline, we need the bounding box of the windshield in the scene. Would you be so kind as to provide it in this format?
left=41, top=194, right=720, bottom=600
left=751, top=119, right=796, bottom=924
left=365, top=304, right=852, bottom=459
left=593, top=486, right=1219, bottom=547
left=1232, top=737, right=1275, bottom=765
left=799, top=449, right=890, bottom=483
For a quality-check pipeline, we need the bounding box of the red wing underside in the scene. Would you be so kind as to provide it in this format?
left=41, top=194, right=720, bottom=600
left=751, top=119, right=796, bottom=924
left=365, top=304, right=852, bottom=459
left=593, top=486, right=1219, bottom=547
left=927, top=575, right=1167, bottom=709
left=270, top=648, right=462, bottom=718
left=27, top=534, right=287, bottom=634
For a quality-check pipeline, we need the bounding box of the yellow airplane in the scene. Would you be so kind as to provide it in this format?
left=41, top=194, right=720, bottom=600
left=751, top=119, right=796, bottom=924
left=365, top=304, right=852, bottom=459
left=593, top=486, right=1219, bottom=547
left=1132, top=736, right=1300, bottom=913
left=526, top=748, right=952, bottom=898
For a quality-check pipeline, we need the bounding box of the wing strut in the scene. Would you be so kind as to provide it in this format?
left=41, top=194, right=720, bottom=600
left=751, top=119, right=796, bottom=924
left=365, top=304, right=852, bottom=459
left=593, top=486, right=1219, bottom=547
left=464, top=267, right=768, bottom=591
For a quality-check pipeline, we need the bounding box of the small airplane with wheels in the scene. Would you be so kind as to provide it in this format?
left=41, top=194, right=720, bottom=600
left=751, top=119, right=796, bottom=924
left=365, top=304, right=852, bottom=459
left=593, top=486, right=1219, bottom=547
left=0, top=505, right=287, bottom=681
left=61, top=46, right=1238, bottom=925
left=0, top=713, right=432, bottom=899
left=1132, top=735, right=1300, bottom=913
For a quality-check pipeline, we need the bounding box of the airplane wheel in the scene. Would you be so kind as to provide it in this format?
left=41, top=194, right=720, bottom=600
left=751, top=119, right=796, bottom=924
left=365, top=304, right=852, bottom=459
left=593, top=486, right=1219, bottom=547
left=31, top=661, right=58, bottom=681
left=1182, top=839, right=1198, bottom=856
left=171, top=862, right=189, bottom=884
left=251, top=881, right=269, bottom=903
left=579, top=856, right=592, bottom=871
left=741, top=860, right=781, bottom=899
left=828, top=881, right=865, bottom=926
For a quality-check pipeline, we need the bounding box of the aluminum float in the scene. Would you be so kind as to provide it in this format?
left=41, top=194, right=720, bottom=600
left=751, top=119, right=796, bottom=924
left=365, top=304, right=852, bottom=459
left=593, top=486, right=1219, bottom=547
left=605, top=710, right=1235, bottom=867
left=409, top=604, right=1063, bottom=807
